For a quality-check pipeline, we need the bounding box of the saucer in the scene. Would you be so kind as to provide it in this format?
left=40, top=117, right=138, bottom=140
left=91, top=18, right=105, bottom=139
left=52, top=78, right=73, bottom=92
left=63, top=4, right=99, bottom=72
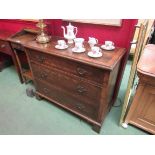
left=55, top=44, right=68, bottom=50
left=101, top=45, right=115, bottom=50
left=87, top=51, right=102, bottom=58
left=72, top=47, right=85, bottom=53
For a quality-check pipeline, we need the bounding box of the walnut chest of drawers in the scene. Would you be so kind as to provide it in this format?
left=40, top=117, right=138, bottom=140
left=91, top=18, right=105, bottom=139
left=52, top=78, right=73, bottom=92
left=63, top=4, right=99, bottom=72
left=24, top=37, right=125, bottom=133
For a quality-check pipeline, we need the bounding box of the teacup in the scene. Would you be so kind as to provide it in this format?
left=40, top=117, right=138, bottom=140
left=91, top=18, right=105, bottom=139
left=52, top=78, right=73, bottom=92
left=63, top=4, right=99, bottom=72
left=75, top=42, right=83, bottom=51
left=57, top=40, right=66, bottom=47
left=105, top=41, right=114, bottom=47
left=88, top=37, right=98, bottom=47
left=74, top=38, right=85, bottom=44
left=91, top=46, right=102, bottom=55
left=74, top=38, right=84, bottom=51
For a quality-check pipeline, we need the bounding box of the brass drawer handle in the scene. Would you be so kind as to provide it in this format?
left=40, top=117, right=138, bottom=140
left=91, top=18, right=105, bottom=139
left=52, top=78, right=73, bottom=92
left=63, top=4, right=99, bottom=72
left=37, top=55, right=46, bottom=63
left=77, top=67, right=87, bottom=76
left=1, top=44, right=6, bottom=48
left=76, top=85, right=87, bottom=94
left=40, top=72, right=48, bottom=79
left=75, top=103, right=85, bottom=110
left=43, top=88, right=48, bottom=94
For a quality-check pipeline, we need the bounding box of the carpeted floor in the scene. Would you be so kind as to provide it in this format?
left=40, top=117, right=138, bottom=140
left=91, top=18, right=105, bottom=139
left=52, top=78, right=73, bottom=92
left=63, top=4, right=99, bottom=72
left=0, top=61, right=148, bottom=135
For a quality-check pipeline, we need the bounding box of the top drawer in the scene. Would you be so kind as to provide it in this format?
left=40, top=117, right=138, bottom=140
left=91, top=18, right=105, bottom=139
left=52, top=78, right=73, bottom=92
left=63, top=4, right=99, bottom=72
left=0, top=40, right=12, bottom=55
left=27, top=49, right=108, bottom=85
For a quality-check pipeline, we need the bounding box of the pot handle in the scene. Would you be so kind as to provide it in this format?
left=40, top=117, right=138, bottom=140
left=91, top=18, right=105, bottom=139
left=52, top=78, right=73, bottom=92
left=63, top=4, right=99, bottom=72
left=74, top=27, right=78, bottom=36
left=96, top=38, right=98, bottom=44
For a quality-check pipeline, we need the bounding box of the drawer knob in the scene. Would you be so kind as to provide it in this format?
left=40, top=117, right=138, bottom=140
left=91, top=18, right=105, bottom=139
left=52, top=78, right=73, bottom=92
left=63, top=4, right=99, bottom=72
left=1, top=44, right=6, bottom=48
left=77, top=67, right=87, bottom=76
left=76, top=85, right=87, bottom=94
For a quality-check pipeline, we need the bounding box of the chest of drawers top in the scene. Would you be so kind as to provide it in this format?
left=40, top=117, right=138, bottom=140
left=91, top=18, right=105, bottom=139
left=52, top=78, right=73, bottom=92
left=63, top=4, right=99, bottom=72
left=24, top=36, right=126, bottom=70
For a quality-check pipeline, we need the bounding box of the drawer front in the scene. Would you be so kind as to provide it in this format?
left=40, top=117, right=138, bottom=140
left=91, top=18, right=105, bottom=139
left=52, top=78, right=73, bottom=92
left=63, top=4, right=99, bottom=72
left=0, top=40, right=12, bottom=55
left=31, top=62, right=102, bottom=108
left=27, top=49, right=107, bottom=84
left=36, top=79, right=98, bottom=119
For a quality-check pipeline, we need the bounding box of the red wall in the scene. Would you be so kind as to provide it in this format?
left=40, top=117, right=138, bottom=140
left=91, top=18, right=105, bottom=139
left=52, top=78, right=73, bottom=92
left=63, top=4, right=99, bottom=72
left=0, top=20, right=38, bottom=32
left=0, top=19, right=137, bottom=52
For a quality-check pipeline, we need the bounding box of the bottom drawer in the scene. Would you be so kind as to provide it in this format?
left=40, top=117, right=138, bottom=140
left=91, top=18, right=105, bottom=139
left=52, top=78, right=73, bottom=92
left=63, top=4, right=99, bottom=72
left=35, top=79, right=98, bottom=120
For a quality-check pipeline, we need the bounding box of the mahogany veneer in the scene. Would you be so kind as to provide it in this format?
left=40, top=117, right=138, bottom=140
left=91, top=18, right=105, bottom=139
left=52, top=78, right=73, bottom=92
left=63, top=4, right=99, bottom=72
left=24, top=36, right=125, bottom=133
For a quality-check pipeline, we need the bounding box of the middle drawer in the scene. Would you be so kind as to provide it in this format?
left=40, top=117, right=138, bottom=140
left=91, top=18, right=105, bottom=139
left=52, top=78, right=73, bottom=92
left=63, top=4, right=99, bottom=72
left=31, top=62, right=103, bottom=108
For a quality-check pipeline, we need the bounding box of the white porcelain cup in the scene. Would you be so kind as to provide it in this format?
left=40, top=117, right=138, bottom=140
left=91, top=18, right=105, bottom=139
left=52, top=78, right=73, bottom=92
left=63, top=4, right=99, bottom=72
left=88, top=37, right=98, bottom=47
left=105, top=41, right=114, bottom=47
left=74, top=38, right=84, bottom=51
left=91, top=46, right=102, bottom=55
left=58, top=40, right=66, bottom=47
left=74, top=38, right=84, bottom=44
left=75, top=42, right=83, bottom=51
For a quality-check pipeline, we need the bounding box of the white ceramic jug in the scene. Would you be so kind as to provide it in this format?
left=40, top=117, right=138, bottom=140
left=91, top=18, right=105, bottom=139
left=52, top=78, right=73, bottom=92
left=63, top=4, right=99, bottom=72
left=61, top=23, right=78, bottom=44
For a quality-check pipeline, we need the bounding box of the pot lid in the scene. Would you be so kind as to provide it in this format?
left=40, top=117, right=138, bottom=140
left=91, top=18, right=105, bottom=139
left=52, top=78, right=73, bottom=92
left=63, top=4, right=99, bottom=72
left=67, top=23, right=74, bottom=28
